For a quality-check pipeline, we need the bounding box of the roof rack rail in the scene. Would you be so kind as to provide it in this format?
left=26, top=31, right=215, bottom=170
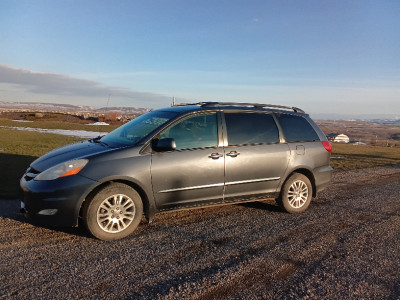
left=193, top=102, right=305, bottom=113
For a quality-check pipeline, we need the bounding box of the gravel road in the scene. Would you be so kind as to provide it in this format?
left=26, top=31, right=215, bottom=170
left=1, top=166, right=400, bottom=299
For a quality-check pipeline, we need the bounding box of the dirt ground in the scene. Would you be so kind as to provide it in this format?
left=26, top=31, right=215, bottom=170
left=1, top=166, right=400, bottom=299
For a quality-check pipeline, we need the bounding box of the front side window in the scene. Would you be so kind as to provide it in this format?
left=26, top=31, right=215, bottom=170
left=160, top=113, right=218, bottom=150
left=101, top=110, right=178, bottom=147
left=276, top=114, right=319, bottom=142
left=224, top=112, right=279, bottom=146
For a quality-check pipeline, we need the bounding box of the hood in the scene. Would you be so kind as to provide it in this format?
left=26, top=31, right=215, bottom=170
left=31, top=140, right=115, bottom=172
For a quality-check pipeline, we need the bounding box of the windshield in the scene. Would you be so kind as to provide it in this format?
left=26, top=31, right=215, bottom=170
left=101, top=110, right=178, bottom=147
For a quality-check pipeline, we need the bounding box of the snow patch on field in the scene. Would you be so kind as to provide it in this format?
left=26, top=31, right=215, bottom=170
left=86, top=122, right=109, bottom=126
left=1, top=126, right=107, bottom=139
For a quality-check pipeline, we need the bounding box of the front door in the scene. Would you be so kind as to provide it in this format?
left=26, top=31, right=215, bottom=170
left=151, top=112, right=225, bottom=210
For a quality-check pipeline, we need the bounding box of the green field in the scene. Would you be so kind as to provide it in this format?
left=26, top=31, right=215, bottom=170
left=0, top=123, right=399, bottom=199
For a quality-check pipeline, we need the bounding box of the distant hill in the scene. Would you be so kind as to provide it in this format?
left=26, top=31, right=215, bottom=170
left=312, top=112, right=400, bottom=123
left=95, top=106, right=150, bottom=114
left=0, top=101, right=150, bottom=115
left=369, top=118, right=400, bottom=125
left=0, top=101, right=93, bottom=111
left=1, top=101, right=398, bottom=124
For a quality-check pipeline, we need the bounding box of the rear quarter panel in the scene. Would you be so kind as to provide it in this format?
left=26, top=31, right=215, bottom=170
left=280, top=141, right=332, bottom=192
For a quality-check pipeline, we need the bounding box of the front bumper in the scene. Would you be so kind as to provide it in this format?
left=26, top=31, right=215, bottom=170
left=20, top=174, right=97, bottom=227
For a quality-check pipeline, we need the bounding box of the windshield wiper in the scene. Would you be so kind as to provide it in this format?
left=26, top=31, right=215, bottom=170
left=89, top=135, right=108, bottom=146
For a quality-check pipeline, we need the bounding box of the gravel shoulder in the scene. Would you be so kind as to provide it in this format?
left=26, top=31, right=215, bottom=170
left=1, top=166, right=400, bottom=299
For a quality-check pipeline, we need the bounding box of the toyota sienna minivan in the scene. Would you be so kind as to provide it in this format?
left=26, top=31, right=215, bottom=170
left=20, top=102, right=332, bottom=240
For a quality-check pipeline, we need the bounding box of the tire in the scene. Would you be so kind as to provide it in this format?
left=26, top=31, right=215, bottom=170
left=277, top=173, right=312, bottom=214
left=83, top=183, right=143, bottom=241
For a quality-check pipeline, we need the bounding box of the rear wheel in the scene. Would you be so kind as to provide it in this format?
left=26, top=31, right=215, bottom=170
left=83, top=183, right=143, bottom=240
left=277, top=173, right=312, bottom=213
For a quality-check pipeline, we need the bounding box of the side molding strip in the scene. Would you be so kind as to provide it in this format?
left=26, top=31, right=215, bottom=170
left=225, top=177, right=280, bottom=186
left=159, top=183, right=224, bottom=193
left=159, top=177, right=280, bottom=193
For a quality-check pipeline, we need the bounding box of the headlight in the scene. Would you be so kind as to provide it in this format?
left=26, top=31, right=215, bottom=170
left=34, top=159, right=88, bottom=181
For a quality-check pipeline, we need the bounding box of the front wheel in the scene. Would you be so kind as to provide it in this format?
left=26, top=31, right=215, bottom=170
left=83, top=183, right=143, bottom=240
left=277, top=173, right=312, bottom=213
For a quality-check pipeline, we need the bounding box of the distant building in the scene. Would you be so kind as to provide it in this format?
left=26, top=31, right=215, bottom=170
left=327, top=133, right=350, bottom=143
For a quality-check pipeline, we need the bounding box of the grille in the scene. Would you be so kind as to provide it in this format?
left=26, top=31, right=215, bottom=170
left=24, top=167, right=40, bottom=181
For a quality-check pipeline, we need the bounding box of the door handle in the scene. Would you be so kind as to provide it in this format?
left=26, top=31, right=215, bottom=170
left=226, top=151, right=240, bottom=158
left=209, top=153, right=223, bottom=159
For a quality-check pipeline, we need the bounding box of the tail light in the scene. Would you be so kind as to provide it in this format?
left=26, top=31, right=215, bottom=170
left=321, top=141, right=332, bottom=153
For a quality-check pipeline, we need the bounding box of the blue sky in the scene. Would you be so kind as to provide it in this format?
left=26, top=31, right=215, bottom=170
left=1, top=0, right=399, bottom=117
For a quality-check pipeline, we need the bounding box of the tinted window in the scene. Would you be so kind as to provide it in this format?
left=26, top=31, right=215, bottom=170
left=160, top=113, right=218, bottom=150
left=276, top=114, right=319, bottom=142
left=225, top=113, right=279, bottom=145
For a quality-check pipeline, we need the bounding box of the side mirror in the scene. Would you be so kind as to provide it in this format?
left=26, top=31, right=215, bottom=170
left=154, top=138, right=176, bottom=152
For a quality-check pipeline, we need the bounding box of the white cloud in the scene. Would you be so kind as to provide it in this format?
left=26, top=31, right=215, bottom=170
left=0, top=64, right=171, bottom=108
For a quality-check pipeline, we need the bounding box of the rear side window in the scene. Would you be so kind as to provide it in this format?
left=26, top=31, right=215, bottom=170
left=224, top=113, right=279, bottom=145
left=276, top=114, right=319, bottom=142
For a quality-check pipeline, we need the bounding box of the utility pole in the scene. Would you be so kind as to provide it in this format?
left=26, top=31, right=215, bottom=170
left=106, top=94, right=111, bottom=112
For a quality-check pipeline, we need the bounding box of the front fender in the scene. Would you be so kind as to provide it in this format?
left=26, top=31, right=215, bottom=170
left=77, top=174, right=157, bottom=224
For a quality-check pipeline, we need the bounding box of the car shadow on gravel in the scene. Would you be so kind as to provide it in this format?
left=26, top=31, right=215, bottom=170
left=0, top=198, right=93, bottom=238
left=50, top=225, right=93, bottom=238
left=0, top=153, right=37, bottom=199
left=239, top=200, right=281, bottom=212
left=0, top=199, right=26, bottom=221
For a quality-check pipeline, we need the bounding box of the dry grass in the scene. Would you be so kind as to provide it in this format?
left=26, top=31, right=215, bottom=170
left=331, top=143, right=400, bottom=171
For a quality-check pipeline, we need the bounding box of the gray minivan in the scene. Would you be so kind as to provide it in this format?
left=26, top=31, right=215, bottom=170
left=20, top=102, right=332, bottom=240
